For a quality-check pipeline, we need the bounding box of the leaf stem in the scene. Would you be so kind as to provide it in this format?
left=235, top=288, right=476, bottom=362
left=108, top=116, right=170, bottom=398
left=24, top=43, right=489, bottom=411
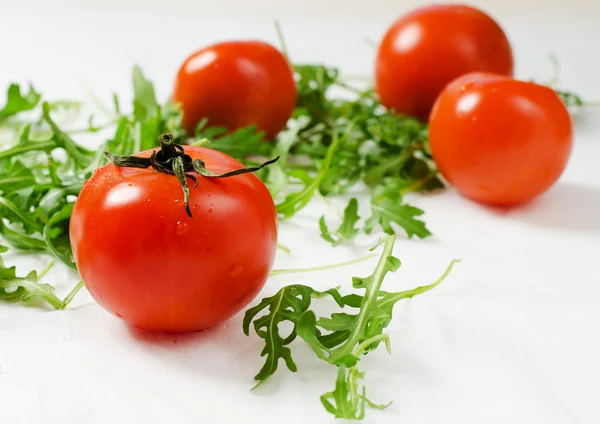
left=59, top=281, right=85, bottom=309
left=328, top=236, right=396, bottom=363
left=270, top=254, right=376, bottom=277
left=354, top=334, right=390, bottom=356
left=0, top=140, right=56, bottom=160
left=378, top=259, right=460, bottom=309
left=274, top=21, right=290, bottom=61
left=36, top=260, right=55, bottom=282
left=277, top=244, right=291, bottom=254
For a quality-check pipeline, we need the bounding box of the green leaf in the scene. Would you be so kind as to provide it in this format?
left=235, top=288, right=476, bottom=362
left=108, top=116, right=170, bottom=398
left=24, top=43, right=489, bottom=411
left=0, top=84, right=41, bottom=121
left=556, top=89, right=584, bottom=108
left=319, top=198, right=360, bottom=246
left=247, top=234, right=459, bottom=419
left=276, top=130, right=343, bottom=218
left=132, top=65, right=158, bottom=122
left=0, top=245, right=63, bottom=309
left=41, top=102, right=94, bottom=167
left=43, top=203, right=77, bottom=271
left=366, top=179, right=431, bottom=238
left=243, top=284, right=313, bottom=386
left=0, top=160, right=36, bottom=193
left=317, top=312, right=359, bottom=332
left=320, top=366, right=390, bottom=420
left=194, top=119, right=269, bottom=158
left=243, top=284, right=345, bottom=387
left=0, top=221, right=46, bottom=252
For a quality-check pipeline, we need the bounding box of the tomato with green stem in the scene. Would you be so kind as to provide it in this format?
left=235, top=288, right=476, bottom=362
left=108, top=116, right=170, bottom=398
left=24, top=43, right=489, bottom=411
left=173, top=41, right=297, bottom=140
left=429, top=72, right=573, bottom=206
left=70, top=134, right=279, bottom=332
left=375, top=4, right=513, bottom=121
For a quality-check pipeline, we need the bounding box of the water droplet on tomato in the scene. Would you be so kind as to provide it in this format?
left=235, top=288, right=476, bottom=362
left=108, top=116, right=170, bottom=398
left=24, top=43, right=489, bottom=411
left=193, top=204, right=199, bottom=210
left=228, top=265, right=243, bottom=278
left=208, top=208, right=213, bottom=213
left=175, top=221, right=188, bottom=235
left=146, top=198, right=151, bottom=202
left=175, top=199, right=180, bottom=203
left=460, top=82, right=474, bottom=92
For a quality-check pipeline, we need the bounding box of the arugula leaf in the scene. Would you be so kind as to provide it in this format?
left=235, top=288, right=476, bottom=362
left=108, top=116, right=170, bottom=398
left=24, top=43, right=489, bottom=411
left=0, top=84, right=41, bottom=122
left=276, top=130, right=343, bottom=218
left=242, top=284, right=344, bottom=387
left=41, top=102, right=95, bottom=168
left=132, top=65, right=159, bottom=122
left=320, top=366, right=390, bottom=420
left=556, top=89, right=584, bottom=109
left=194, top=119, right=269, bottom=157
left=320, top=198, right=360, bottom=246
left=366, top=179, right=431, bottom=238
left=0, top=244, right=83, bottom=309
left=246, top=235, right=459, bottom=419
left=0, top=159, right=37, bottom=193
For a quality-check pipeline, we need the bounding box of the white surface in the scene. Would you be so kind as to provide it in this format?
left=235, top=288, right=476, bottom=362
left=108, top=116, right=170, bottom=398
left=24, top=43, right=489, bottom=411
left=1, top=1, right=600, bottom=423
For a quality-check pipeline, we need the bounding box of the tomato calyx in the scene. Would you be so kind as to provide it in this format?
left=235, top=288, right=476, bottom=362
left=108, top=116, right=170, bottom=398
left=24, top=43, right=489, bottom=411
left=105, top=133, right=279, bottom=217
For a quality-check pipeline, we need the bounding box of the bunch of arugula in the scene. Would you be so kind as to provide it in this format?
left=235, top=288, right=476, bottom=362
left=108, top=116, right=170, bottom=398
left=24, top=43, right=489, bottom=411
left=244, top=235, right=459, bottom=418
left=199, top=64, right=443, bottom=244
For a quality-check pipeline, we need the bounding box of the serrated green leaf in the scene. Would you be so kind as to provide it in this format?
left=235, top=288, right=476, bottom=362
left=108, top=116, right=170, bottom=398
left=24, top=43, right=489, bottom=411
left=366, top=179, right=431, bottom=238
left=320, top=366, right=388, bottom=420
left=276, top=130, right=343, bottom=218
left=319, top=198, right=360, bottom=246
left=317, top=313, right=359, bottom=332
left=132, top=65, right=158, bottom=122
left=194, top=119, right=269, bottom=158
left=242, top=284, right=314, bottom=386
left=0, top=160, right=36, bottom=193
left=0, top=84, right=41, bottom=121
left=0, top=245, right=62, bottom=309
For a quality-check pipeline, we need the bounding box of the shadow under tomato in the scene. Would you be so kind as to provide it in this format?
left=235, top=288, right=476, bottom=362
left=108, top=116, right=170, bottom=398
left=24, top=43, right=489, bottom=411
left=483, top=182, right=600, bottom=234
left=122, top=313, right=271, bottom=385
left=127, top=322, right=220, bottom=346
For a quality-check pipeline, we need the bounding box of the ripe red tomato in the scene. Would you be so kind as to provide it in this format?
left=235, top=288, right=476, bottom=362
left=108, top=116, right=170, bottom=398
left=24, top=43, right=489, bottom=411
left=172, top=41, right=297, bottom=140
left=429, top=72, right=573, bottom=206
left=375, top=4, right=513, bottom=121
left=70, top=146, right=278, bottom=332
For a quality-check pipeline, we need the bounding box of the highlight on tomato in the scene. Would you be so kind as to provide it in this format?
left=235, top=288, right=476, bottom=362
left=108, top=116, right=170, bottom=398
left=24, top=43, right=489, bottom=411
left=70, top=134, right=279, bottom=333
left=375, top=4, right=513, bottom=121
left=172, top=40, right=297, bottom=140
left=428, top=72, right=573, bottom=206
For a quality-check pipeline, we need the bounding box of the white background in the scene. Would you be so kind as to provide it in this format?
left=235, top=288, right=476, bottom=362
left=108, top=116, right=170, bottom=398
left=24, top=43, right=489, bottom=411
left=1, top=0, right=599, bottom=423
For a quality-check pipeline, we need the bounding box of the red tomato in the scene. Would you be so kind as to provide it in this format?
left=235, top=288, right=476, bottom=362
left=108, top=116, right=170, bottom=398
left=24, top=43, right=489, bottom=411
left=70, top=146, right=278, bottom=332
left=172, top=41, right=297, bottom=140
left=375, top=4, right=513, bottom=121
left=429, top=72, right=573, bottom=206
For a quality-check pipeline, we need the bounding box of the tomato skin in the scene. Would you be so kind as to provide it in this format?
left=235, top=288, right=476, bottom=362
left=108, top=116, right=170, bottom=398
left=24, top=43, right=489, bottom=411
left=70, top=147, right=278, bottom=333
left=375, top=4, right=513, bottom=121
left=172, top=41, right=297, bottom=140
left=429, top=72, right=573, bottom=206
